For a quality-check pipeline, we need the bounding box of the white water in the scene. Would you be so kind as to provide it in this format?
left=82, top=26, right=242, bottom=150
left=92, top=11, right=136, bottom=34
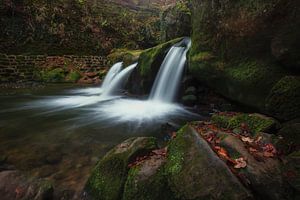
left=101, top=62, right=123, bottom=89
left=102, top=63, right=137, bottom=96
left=13, top=38, right=198, bottom=125
left=150, top=38, right=191, bottom=102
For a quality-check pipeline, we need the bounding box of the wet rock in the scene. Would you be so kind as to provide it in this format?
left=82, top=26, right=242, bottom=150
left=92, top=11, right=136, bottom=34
left=219, top=133, right=290, bottom=200
left=181, top=94, right=197, bottom=106
left=85, top=137, right=158, bottom=200
left=0, top=170, right=53, bottom=200
left=165, top=125, right=252, bottom=200
left=0, top=155, right=7, bottom=165
left=282, top=151, right=300, bottom=198
left=123, top=155, right=174, bottom=200
left=212, top=113, right=281, bottom=136
left=274, top=121, right=300, bottom=155
left=45, top=152, right=62, bottom=165
left=78, top=76, right=94, bottom=84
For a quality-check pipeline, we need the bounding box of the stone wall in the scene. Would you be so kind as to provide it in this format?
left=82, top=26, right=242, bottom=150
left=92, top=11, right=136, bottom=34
left=0, top=54, right=108, bottom=83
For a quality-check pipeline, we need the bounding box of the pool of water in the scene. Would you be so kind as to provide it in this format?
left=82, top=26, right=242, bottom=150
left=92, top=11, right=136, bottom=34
left=0, top=84, right=199, bottom=196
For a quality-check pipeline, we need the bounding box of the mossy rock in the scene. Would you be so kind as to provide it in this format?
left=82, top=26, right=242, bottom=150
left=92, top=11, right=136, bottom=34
left=160, top=1, right=191, bottom=42
left=41, top=68, right=66, bottom=83
left=123, top=157, right=174, bottom=200
left=165, top=125, right=252, bottom=199
left=211, top=113, right=280, bottom=136
left=66, top=71, right=82, bottom=83
left=108, top=49, right=142, bottom=67
left=85, top=137, right=158, bottom=200
left=128, top=37, right=183, bottom=95
left=189, top=0, right=299, bottom=120
left=181, top=94, right=197, bottom=106
left=274, top=121, right=300, bottom=155
left=265, top=76, right=300, bottom=121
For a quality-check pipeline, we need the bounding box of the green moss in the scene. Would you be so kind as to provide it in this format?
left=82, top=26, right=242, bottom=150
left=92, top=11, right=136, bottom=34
left=66, top=71, right=81, bottom=83
left=191, top=51, right=215, bottom=62
left=108, top=49, right=142, bottom=66
left=41, top=68, right=66, bottom=82
left=85, top=137, right=158, bottom=200
left=266, top=76, right=300, bottom=121
left=123, top=164, right=174, bottom=200
left=212, top=113, right=278, bottom=135
left=165, top=125, right=188, bottom=175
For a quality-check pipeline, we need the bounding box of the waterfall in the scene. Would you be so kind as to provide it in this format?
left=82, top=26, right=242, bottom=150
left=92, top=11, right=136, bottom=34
left=102, top=63, right=137, bottom=96
left=101, top=62, right=123, bottom=89
left=149, top=38, right=191, bottom=103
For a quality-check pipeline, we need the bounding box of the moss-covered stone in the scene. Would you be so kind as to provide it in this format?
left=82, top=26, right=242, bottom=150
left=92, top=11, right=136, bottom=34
left=160, top=1, right=191, bottom=42
left=41, top=68, right=66, bottom=83
left=165, top=125, right=252, bottom=199
left=212, top=113, right=280, bottom=135
left=265, top=76, right=300, bottom=121
left=66, top=71, right=82, bottom=83
left=274, top=121, right=300, bottom=155
left=189, top=0, right=300, bottom=120
left=85, top=137, right=158, bottom=200
left=107, top=49, right=142, bottom=66
left=123, top=157, right=174, bottom=200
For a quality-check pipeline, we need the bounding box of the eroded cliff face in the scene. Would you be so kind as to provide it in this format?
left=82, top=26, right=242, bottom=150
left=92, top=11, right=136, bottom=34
left=189, top=0, right=300, bottom=121
left=0, top=0, right=175, bottom=55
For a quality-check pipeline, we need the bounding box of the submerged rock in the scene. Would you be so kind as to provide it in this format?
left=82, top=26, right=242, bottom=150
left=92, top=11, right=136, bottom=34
left=0, top=170, right=53, bottom=200
left=85, top=137, right=158, bottom=200
left=165, top=125, right=252, bottom=200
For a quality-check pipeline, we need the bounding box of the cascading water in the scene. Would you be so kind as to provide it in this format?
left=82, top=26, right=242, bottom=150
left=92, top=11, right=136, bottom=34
left=149, top=38, right=191, bottom=103
left=102, top=63, right=137, bottom=96
left=101, top=62, right=123, bottom=89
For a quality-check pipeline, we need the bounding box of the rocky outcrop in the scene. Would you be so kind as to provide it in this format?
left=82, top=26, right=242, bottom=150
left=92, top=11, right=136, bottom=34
left=189, top=0, right=300, bottom=121
left=160, top=2, right=191, bottom=42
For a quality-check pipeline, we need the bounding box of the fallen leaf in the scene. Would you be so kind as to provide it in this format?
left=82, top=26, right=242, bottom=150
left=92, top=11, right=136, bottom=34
left=234, top=157, right=247, bottom=169
left=241, top=136, right=254, bottom=143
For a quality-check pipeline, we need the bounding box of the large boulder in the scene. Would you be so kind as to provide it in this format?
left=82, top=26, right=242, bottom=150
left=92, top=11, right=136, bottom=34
left=85, top=137, right=158, bottom=200
left=160, top=2, right=191, bottom=42
left=165, top=125, right=252, bottom=200
left=189, top=0, right=300, bottom=121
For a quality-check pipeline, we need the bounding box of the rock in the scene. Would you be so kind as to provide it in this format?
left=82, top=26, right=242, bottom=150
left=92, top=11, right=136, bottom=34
left=189, top=0, right=300, bottom=121
left=282, top=151, right=300, bottom=198
left=78, top=76, right=94, bottom=84
left=265, top=76, right=300, bottom=121
left=107, top=49, right=142, bottom=66
left=0, top=170, right=53, bottom=200
left=160, top=1, right=191, bottom=42
left=184, top=86, right=197, bottom=95
left=85, top=137, right=158, bottom=200
left=45, top=152, right=62, bottom=165
left=122, top=155, right=174, bottom=200
left=212, top=113, right=280, bottom=136
left=181, top=94, right=197, bottom=106
left=127, top=37, right=183, bottom=95
left=165, top=125, right=252, bottom=200
left=219, top=133, right=290, bottom=200
left=0, top=155, right=7, bottom=165
left=274, top=121, right=300, bottom=155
